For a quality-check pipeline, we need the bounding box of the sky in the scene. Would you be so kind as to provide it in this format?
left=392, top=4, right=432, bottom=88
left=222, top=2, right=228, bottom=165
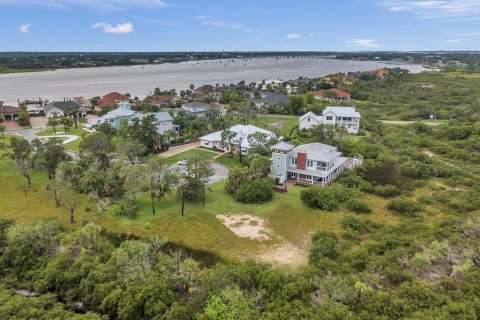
left=1, top=0, right=480, bottom=51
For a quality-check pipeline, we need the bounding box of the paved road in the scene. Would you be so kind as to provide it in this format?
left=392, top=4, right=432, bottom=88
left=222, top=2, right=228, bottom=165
left=6, top=128, right=38, bottom=142
left=172, top=162, right=229, bottom=185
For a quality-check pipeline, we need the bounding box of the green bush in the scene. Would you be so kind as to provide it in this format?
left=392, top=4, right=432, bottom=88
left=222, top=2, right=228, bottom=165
left=374, top=184, right=401, bottom=198
left=309, top=231, right=338, bottom=266
left=300, top=186, right=339, bottom=211
left=340, top=215, right=368, bottom=233
left=386, top=198, right=422, bottom=217
left=234, top=178, right=274, bottom=204
left=346, top=198, right=372, bottom=214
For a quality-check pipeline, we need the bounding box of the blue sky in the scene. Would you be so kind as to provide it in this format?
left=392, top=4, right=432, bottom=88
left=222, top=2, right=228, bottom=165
left=1, top=0, right=480, bottom=51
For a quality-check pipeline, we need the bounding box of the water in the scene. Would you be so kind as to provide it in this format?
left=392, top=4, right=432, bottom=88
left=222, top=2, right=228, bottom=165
left=0, top=57, right=424, bottom=105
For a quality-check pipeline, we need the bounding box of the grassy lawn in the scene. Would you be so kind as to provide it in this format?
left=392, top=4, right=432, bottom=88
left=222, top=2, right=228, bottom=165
left=215, top=153, right=248, bottom=169
left=37, top=126, right=88, bottom=137
left=0, top=134, right=451, bottom=269
left=165, top=148, right=218, bottom=164
left=36, top=126, right=89, bottom=152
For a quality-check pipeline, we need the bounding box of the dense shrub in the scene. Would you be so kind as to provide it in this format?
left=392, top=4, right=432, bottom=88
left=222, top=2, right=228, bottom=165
left=387, top=199, right=422, bottom=217
left=346, top=198, right=372, bottom=214
left=300, top=186, right=339, bottom=211
left=374, top=184, right=401, bottom=198
left=340, top=215, right=368, bottom=233
left=309, top=231, right=338, bottom=267
left=234, top=178, right=274, bottom=204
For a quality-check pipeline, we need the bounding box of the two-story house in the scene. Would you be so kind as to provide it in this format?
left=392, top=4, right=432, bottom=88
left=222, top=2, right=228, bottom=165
left=131, top=111, right=179, bottom=135
left=270, top=142, right=350, bottom=186
left=299, top=106, right=361, bottom=134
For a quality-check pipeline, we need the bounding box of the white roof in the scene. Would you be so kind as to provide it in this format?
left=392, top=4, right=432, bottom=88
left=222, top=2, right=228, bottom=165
left=299, top=111, right=322, bottom=122
left=87, top=108, right=136, bottom=126
left=323, top=106, right=361, bottom=118
left=292, top=142, right=342, bottom=163
left=200, top=124, right=276, bottom=149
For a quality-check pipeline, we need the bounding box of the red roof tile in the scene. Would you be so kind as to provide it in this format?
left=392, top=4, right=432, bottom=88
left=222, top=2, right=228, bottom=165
left=96, top=92, right=130, bottom=108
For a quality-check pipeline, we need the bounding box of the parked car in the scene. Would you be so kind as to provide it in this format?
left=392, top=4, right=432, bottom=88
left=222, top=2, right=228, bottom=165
left=177, top=159, right=188, bottom=165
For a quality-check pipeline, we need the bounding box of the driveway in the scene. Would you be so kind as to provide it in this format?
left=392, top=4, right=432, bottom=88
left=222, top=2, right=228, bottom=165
left=381, top=120, right=443, bottom=126
left=160, top=142, right=200, bottom=157
left=172, top=162, right=229, bottom=185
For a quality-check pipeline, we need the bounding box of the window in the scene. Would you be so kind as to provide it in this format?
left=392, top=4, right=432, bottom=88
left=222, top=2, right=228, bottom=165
left=291, top=157, right=297, bottom=165
left=307, top=117, right=310, bottom=122
left=306, top=160, right=314, bottom=167
left=277, top=164, right=280, bottom=168
left=277, top=157, right=280, bottom=161
left=326, top=116, right=333, bottom=121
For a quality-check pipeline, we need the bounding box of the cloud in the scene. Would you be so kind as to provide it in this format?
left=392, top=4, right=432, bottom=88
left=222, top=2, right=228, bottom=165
left=444, top=38, right=466, bottom=43
left=346, top=38, right=382, bottom=48
left=0, top=0, right=166, bottom=10
left=380, top=0, right=480, bottom=21
left=286, top=33, right=302, bottom=39
left=195, top=16, right=257, bottom=33
left=92, top=22, right=133, bottom=34
left=18, top=23, right=31, bottom=33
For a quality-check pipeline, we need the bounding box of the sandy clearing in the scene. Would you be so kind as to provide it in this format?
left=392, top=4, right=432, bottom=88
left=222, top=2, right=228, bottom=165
left=217, top=213, right=271, bottom=240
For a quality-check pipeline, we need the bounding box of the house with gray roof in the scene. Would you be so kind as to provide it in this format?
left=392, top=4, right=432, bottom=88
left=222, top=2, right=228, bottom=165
left=43, top=100, right=86, bottom=118
left=181, top=102, right=210, bottom=117
left=270, top=142, right=358, bottom=185
left=131, top=112, right=178, bottom=135
left=247, top=92, right=289, bottom=107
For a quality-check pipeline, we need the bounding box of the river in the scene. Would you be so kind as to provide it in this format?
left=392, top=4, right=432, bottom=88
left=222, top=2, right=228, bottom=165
left=0, top=57, right=424, bottom=105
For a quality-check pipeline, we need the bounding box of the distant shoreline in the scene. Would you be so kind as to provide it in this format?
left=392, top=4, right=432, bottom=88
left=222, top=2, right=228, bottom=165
left=0, top=67, right=51, bottom=75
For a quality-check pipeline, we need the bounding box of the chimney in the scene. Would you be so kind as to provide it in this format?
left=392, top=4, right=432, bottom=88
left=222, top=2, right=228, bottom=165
left=297, top=151, right=307, bottom=170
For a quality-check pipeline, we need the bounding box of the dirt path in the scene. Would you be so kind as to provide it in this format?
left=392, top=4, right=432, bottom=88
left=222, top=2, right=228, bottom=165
left=423, top=149, right=454, bottom=167
left=382, top=120, right=443, bottom=126
left=159, top=141, right=200, bottom=157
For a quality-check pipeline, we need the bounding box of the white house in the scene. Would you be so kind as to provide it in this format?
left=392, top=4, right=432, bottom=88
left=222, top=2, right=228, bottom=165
left=200, top=124, right=277, bottom=155
left=299, top=106, right=361, bottom=134
left=43, top=100, right=87, bottom=118
left=131, top=112, right=179, bottom=135
left=270, top=142, right=361, bottom=185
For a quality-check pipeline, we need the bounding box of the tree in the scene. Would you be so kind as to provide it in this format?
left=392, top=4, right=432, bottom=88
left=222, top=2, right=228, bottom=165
left=61, top=193, right=78, bottom=224
left=178, top=155, right=214, bottom=215
left=17, top=106, right=30, bottom=126
left=115, top=138, right=146, bottom=164
left=66, top=107, right=80, bottom=129
left=145, top=157, right=178, bottom=214
left=153, top=87, right=161, bottom=96
left=221, top=128, right=238, bottom=155
left=128, top=115, right=161, bottom=154
left=288, top=95, right=304, bottom=115
left=189, top=84, right=195, bottom=91
left=60, top=117, right=73, bottom=133
left=79, top=132, right=114, bottom=169
left=47, top=117, right=60, bottom=135
left=32, top=138, right=70, bottom=179
left=0, top=124, right=5, bottom=139
left=234, top=178, right=274, bottom=204
left=247, top=132, right=278, bottom=157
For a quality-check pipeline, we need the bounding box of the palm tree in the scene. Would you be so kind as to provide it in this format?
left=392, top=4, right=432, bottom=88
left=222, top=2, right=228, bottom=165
left=47, top=117, right=60, bottom=135
left=61, top=117, right=74, bottom=133
left=66, top=107, right=80, bottom=129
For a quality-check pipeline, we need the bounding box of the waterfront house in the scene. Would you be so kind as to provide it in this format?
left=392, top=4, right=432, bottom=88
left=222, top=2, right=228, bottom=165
left=96, top=92, right=130, bottom=110
left=44, top=100, right=87, bottom=118
left=270, top=142, right=355, bottom=185
left=149, top=95, right=175, bottom=108
left=299, top=106, right=361, bottom=134
left=314, top=88, right=351, bottom=102
left=200, top=124, right=277, bottom=155
left=247, top=92, right=289, bottom=108
left=0, top=103, right=21, bottom=121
